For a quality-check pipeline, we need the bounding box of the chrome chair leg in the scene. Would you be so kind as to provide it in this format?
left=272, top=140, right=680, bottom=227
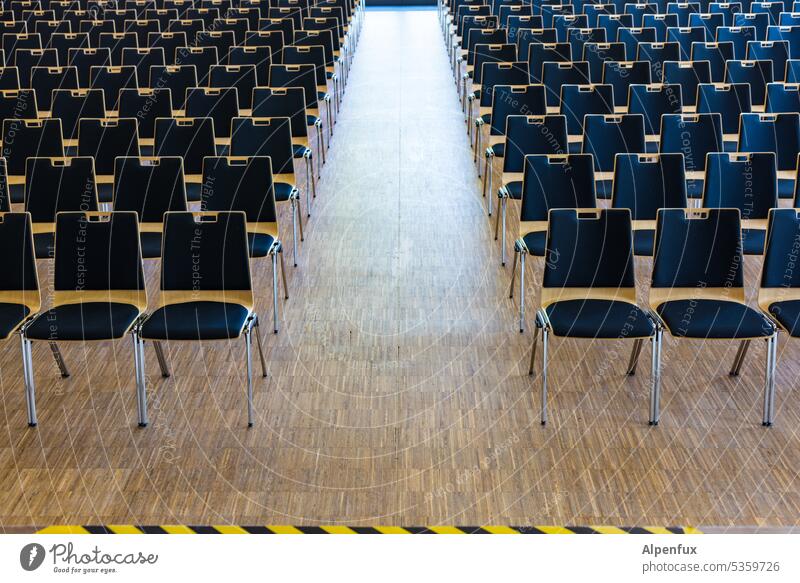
left=541, top=326, right=549, bottom=425
left=493, top=197, right=501, bottom=240
left=519, top=250, right=526, bottom=332
left=279, top=247, right=289, bottom=299
left=487, top=164, right=493, bottom=216
left=508, top=249, right=517, bottom=299
left=297, top=197, right=305, bottom=242
left=291, top=197, right=299, bottom=267
left=153, top=340, right=170, bottom=378
left=244, top=325, right=254, bottom=427
left=500, top=196, right=507, bottom=266
left=272, top=251, right=280, bottom=333
left=626, top=338, right=644, bottom=375
left=304, top=157, right=312, bottom=217
left=132, top=331, right=148, bottom=427
left=649, top=327, right=663, bottom=426
left=528, top=324, right=540, bottom=375
left=253, top=316, right=268, bottom=378
left=21, top=333, right=36, bottom=427
left=49, top=342, right=69, bottom=378
left=729, top=339, right=751, bottom=376
left=762, top=333, right=777, bottom=426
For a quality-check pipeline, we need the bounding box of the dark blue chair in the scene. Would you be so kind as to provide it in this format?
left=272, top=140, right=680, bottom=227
left=527, top=41, right=571, bottom=84
left=637, top=41, right=681, bottom=80
left=765, top=81, right=800, bottom=112
left=689, top=12, right=725, bottom=37
left=643, top=13, right=679, bottom=41
left=767, top=24, right=800, bottom=57
left=629, top=83, right=683, bottom=150
left=747, top=39, right=791, bottom=80
left=598, top=13, right=634, bottom=39
left=666, top=25, right=707, bottom=60
left=510, top=154, right=597, bottom=331
left=691, top=40, right=734, bottom=80
left=139, top=211, right=266, bottom=427
left=553, top=14, right=588, bottom=42
left=542, top=60, right=590, bottom=106
left=582, top=113, right=646, bottom=198
left=2, top=118, right=64, bottom=203
left=667, top=2, right=701, bottom=27
left=725, top=59, right=774, bottom=104
left=696, top=82, right=752, bottom=139
left=583, top=41, right=626, bottom=83
left=660, top=113, right=723, bottom=198
left=567, top=27, right=606, bottom=62
left=738, top=112, right=800, bottom=198
left=624, top=3, right=656, bottom=27
left=717, top=25, right=758, bottom=59
left=603, top=59, right=651, bottom=105
left=530, top=208, right=656, bottom=425
left=709, top=2, right=742, bottom=26
left=78, top=118, right=141, bottom=204
left=734, top=12, right=769, bottom=39
left=787, top=58, right=800, bottom=81
left=618, top=26, right=657, bottom=59
left=611, top=152, right=687, bottom=255
left=703, top=152, right=778, bottom=254
left=649, top=208, right=777, bottom=426
left=663, top=59, right=711, bottom=106
left=559, top=82, right=615, bottom=141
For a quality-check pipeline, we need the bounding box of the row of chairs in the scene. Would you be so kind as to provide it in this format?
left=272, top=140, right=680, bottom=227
left=442, top=0, right=799, bottom=426
left=0, top=0, right=365, bottom=428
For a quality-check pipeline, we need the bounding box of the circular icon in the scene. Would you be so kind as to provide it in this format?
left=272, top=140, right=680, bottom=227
left=19, top=543, right=46, bottom=571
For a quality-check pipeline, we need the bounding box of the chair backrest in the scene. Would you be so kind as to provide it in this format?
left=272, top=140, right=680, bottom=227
left=77, top=117, right=140, bottom=177
left=113, top=156, right=187, bottom=227
left=542, top=60, right=590, bottom=106
left=691, top=41, right=734, bottom=81
left=201, top=155, right=277, bottom=238
left=251, top=87, right=308, bottom=138
left=150, top=65, right=197, bottom=110
left=724, top=59, right=773, bottom=104
left=89, top=65, right=139, bottom=110
left=489, top=84, right=547, bottom=136
left=738, top=112, right=800, bottom=170
left=703, top=152, right=777, bottom=220
left=160, top=211, right=252, bottom=305
left=602, top=60, right=652, bottom=104
left=479, top=61, right=528, bottom=107
left=30, top=65, right=78, bottom=110
left=611, top=153, right=688, bottom=220
left=229, top=45, right=271, bottom=86
left=185, top=87, right=239, bottom=138
left=643, top=13, right=679, bottom=41
left=765, top=81, right=800, bottom=112
left=25, top=157, right=98, bottom=228
left=52, top=211, right=144, bottom=310
left=662, top=59, right=711, bottom=106
left=567, top=27, right=606, bottom=61
left=68, top=47, right=111, bottom=86
left=666, top=25, right=707, bottom=60
left=519, top=153, right=597, bottom=236
left=503, top=114, right=568, bottom=173
left=628, top=83, right=683, bottom=135
left=695, top=82, right=752, bottom=134
left=209, top=64, right=257, bottom=109
left=14, top=47, right=58, bottom=87
left=760, top=208, right=800, bottom=308
left=618, top=27, right=657, bottom=60
left=582, top=113, right=646, bottom=172
left=527, top=41, right=571, bottom=83
left=268, top=63, right=319, bottom=110
left=154, top=116, right=216, bottom=176
left=651, top=208, right=745, bottom=305
left=559, top=83, right=615, bottom=135
left=472, top=43, right=517, bottom=86
left=118, top=88, right=172, bottom=140
left=541, top=208, right=637, bottom=307
left=0, top=89, right=38, bottom=122
left=51, top=88, right=106, bottom=141
left=195, top=29, right=235, bottom=63
left=0, top=211, right=39, bottom=316
left=175, top=45, right=217, bottom=85
left=230, top=116, right=294, bottom=176
left=638, top=42, right=683, bottom=83
left=583, top=41, right=626, bottom=83
left=747, top=39, right=790, bottom=80
left=659, top=113, right=723, bottom=172
left=283, top=44, right=327, bottom=88
left=1, top=117, right=64, bottom=177
left=516, top=28, right=557, bottom=67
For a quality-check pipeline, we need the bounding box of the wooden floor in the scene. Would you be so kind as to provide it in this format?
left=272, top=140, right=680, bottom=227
left=1, top=9, right=799, bottom=531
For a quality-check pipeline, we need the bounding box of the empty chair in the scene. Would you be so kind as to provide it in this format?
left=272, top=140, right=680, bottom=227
left=118, top=87, right=172, bottom=148
left=24, top=156, right=99, bottom=258
left=629, top=83, right=683, bottom=149
left=209, top=64, right=257, bottom=110
left=90, top=65, right=138, bottom=111
left=78, top=118, right=140, bottom=204
left=649, top=208, right=777, bottom=426
left=703, top=152, right=778, bottom=254
left=185, top=86, right=239, bottom=144
left=0, top=89, right=38, bottom=124
left=618, top=26, right=658, bottom=60
left=603, top=60, right=651, bottom=105
left=68, top=48, right=111, bottom=87
left=611, top=153, right=688, bottom=255
left=527, top=42, right=571, bottom=84
left=175, top=45, right=217, bottom=85
left=98, top=31, right=138, bottom=65
left=637, top=41, right=681, bottom=80
left=470, top=61, right=528, bottom=142
left=643, top=13, right=679, bottom=41
left=229, top=116, right=305, bottom=265
left=229, top=46, right=271, bottom=86
left=530, top=208, right=657, bottom=425
left=767, top=24, right=800, bottom=58
left=582, top=113, right=646, bottom=198
left=121, top=46, right=165, bottom=84
left=663, top=59, right=711, bottom=107
left=583, top=41, right=626, bottom=83
left=138, top=211, right=266, bottom=427
left=560, top=83, right=615, bottom=142
left=696, top=82, right=752, bottom=140
left=567, top=27, right=606, bottom=62
left=666, top=25, right=707, bottom=60
left=195, top=30, right=235, bottom=64
left=494, top=114, right=570, bottom=262
left=717, top=25, right=758, bottom=59
left=542, top=60, right=590, bottom=106
left=201, top=156, right=289, bottom=332
left=660, top=113, right=723, bottom=198
left=748, top=39, right=791, bottom=80
left=153, top=116, right=216, bottom=201
left=50, top=88, right=106, bottom=145
left=48, top=32, right=89, bottom=65
left=725, top=59, right=774, bottom=105
left=112, top=156, right=187, bottom=259
left=691, top=41, right=734, bottom=81
left=738, top=112, right=800, bottom=198
left=668, top=2, right=701, bottom=27
left=30, top=65, right=78, bottom=111
left=23, top=211, right=148, bottom=427
left=150, top=64, right=196, bottom=112
left=510, top=153, right=597, bottom=331
left=148, top=31, right=187, bottom=65
left=765, top=81, right=800, bottom=112
left=14, top=47, right=58, bottom=87
left=2, top=117, right=64, bottom=202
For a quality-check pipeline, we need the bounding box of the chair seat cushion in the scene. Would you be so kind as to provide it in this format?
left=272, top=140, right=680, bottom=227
left=0, top=302, right=31, bottom=339
left=140, top=301, right=250, bottom=341
left=779, top=178, right=795, bottom=199
left=185, top=182, right=202, bottom=202
left=633, top=229, right=655, bottom=256
left=657, top=299, right=774, bottom=339
left=686, top=178, right=704, bottom=199
left=595, top=179, right=612, bottom=200
left=568, top=141, right=582, bottom=154
left=9, top=184, right=23, bottom=204
left=25, top=302, right=140, bottom=341
left=293, top=143, right=310, bottom=158
left=768, top=300, right=800, bottom=336
left=515, top=231, right=547, bottom=256
left=275, top=182, right=295, bottom=202
left=502, top=180, right=522, bottom=200
left=33, top=232, right=54, bottom=259
left=489, top=142, right=505, bottom=157
left=141, top=232, right=162, bottom=259
left=742, top=228, right=766, bottom=255
left=480, top=113, right=491, bottom=124
left=306, top=115, right=319, bottom=126
left=545, top=299, right=655, bottom=339
left=248, top=233, right=276, bottom=258
left=97, top=183, right=113, bottom=204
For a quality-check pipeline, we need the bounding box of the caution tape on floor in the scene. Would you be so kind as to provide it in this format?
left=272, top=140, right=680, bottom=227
left=36, top=525, right=702, bottom=534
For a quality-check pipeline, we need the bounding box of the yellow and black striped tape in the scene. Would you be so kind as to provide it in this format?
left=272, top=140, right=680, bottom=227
left=37, top=525, right=702, bottom=534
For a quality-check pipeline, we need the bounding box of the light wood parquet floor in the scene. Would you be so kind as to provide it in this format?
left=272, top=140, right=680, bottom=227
left=0, top=9, right=799, bottom=530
